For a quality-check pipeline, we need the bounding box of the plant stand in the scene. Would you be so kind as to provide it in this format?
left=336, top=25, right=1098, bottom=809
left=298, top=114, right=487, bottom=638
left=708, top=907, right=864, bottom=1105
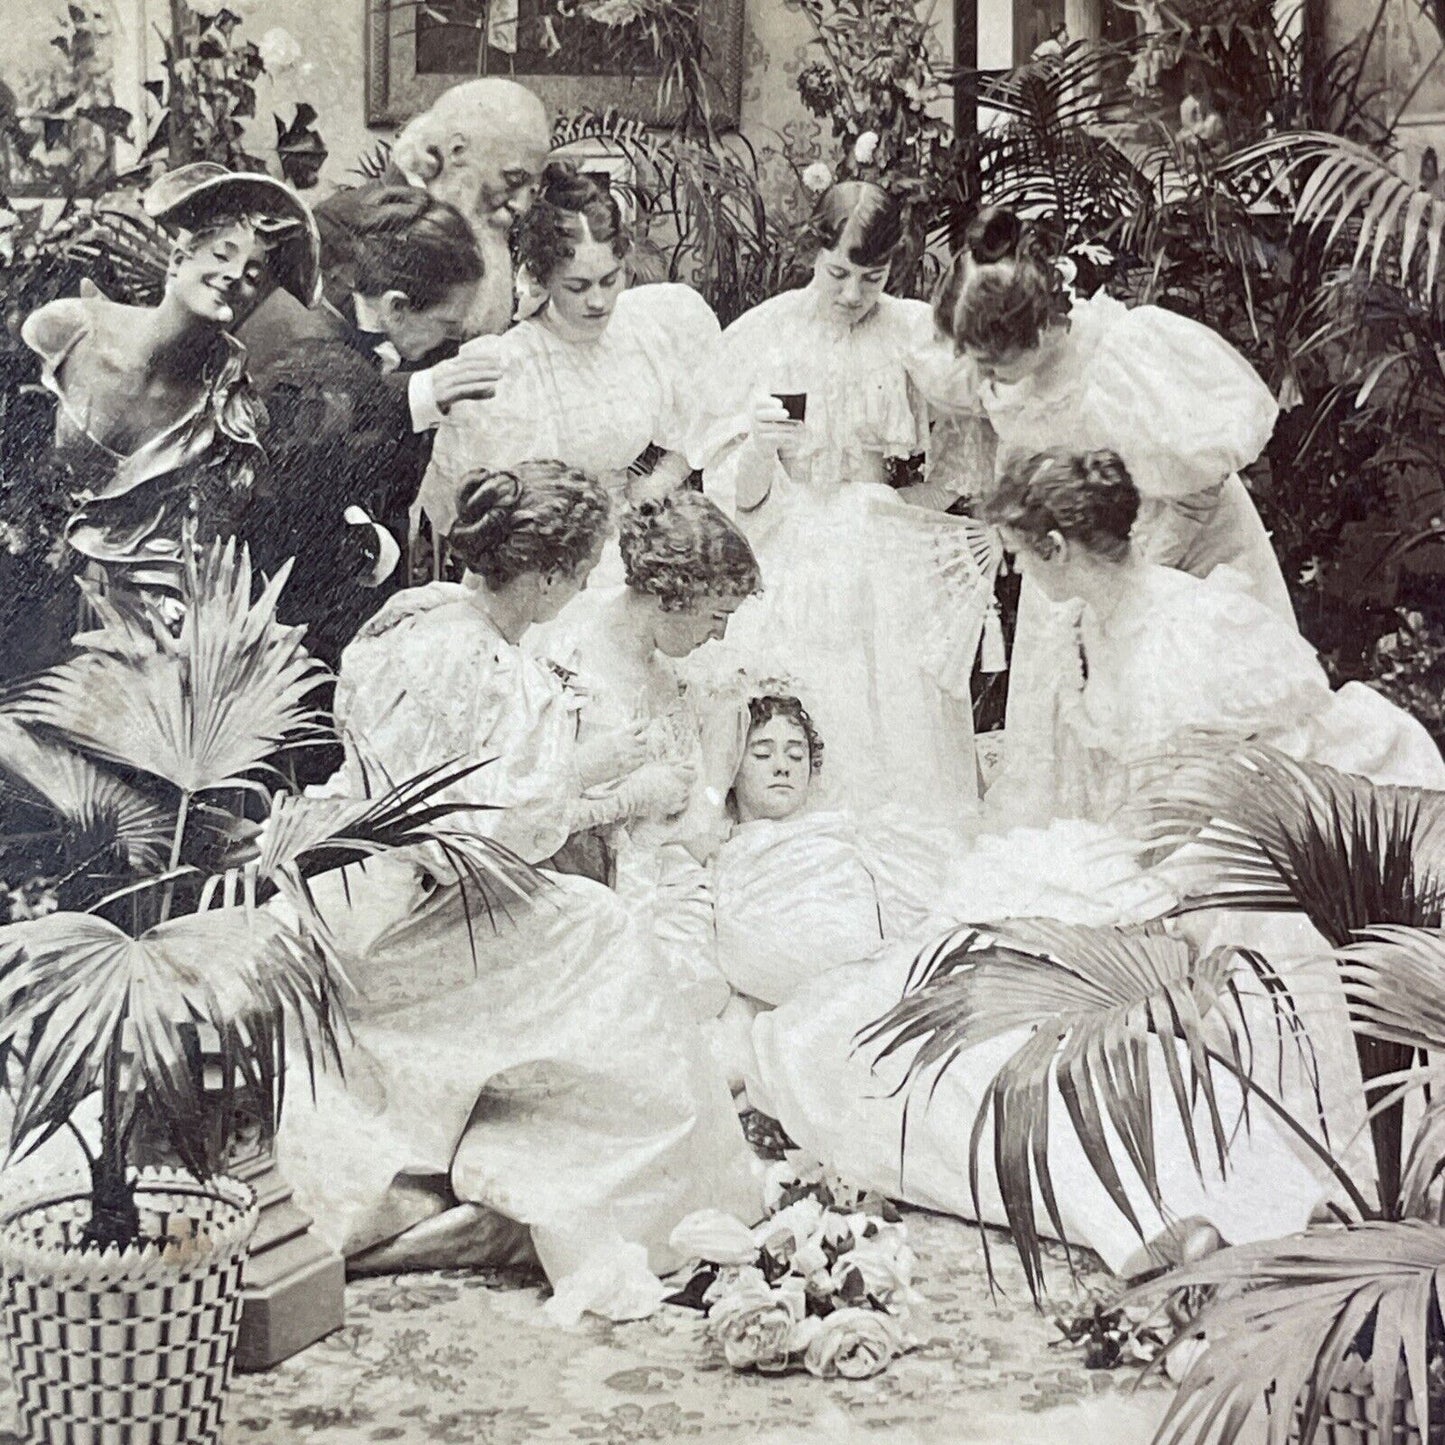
left=231, top=1150, right=345, bottom=1372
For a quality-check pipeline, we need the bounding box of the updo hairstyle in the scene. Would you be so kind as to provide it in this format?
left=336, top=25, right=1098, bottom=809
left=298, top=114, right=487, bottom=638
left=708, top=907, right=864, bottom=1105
left=448, top=459, right=611, bottom=588
left=618, top=490, right=761, bottom=613
left=932, top=206, right=1071, bottom=360
left=983, top=447, right=1140, bottom=562
left=513, top=161, right=631, bottom=287
left=746, top=695, right=824, bottom=777
left=806, top=180, right=905, bottom=268
left=318, top=185, right=483, bottom=309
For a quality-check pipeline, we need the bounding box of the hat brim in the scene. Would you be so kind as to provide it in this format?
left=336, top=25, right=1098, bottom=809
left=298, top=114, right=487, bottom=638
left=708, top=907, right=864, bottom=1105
left=147, top=171, right=321, bottom=307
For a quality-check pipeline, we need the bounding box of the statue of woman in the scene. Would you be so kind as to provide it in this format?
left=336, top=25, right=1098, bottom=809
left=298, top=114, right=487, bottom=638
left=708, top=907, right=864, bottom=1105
left=21, top=163, right=319, bottom=613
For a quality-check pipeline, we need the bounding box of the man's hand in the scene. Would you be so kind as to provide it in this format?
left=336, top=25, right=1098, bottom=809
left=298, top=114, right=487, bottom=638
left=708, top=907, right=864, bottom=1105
left=427, top=352, right=506, bottom=411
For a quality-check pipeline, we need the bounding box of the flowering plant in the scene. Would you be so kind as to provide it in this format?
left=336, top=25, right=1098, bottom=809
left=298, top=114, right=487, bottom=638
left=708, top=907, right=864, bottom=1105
left=668, top=1156, right=919, bottom=1379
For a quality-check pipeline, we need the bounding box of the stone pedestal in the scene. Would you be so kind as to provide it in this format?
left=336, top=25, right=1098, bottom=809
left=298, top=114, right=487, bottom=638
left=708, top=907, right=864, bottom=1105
left=230, top=1151, right=346, bottom=1372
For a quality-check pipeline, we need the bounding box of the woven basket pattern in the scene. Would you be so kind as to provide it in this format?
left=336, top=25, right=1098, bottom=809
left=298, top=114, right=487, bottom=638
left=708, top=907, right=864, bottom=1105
left=0, top=1171, right=256, bottom=1445
left=1289, top=1380, right=1445, bottom=1445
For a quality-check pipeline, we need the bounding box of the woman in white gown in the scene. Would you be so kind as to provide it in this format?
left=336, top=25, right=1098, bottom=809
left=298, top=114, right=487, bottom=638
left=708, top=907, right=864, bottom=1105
left=932, top=207, right=1296, bottom=823
left=417, top=162, right=719, bottom=569
left=693, top=181, right=1000, bottom=830
left=746, top=449, right=1445, bottom=1278
left=276, top=461, right=760, bottom=1322
left=539, top=489, right=763, bottom=1021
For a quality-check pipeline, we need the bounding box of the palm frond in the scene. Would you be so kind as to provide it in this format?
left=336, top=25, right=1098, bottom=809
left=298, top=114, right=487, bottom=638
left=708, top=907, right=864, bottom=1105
left=1341, top=927, right=1445, bottom=1217
left=251, top=758, right=541, bottom=904
left=861, top=918, right=1283, bottom=1300
left=1133, top=1223, right=1445, bottom=1445
left=1125, top=737, right=1445, bottom=1214
left=1227, top=131, right=1445, bottom=293
left=0, top=712, right=171, bottom=873
left=1122, top=738, right=1445, bottom=946
left=10, top=540, right=327, bottom=795
left=0, top=905, right=342, bottom=1177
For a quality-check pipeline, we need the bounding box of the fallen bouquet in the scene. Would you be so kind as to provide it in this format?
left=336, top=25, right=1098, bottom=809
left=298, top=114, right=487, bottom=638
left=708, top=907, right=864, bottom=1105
left=667, top=1157, right=920, bottom=1379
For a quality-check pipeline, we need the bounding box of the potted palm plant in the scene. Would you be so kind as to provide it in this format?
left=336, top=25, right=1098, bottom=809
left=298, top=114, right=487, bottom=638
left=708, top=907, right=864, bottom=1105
left=865, top=739, right=1445, bottom=1444
left=0, top=540, right=534, bottom=1445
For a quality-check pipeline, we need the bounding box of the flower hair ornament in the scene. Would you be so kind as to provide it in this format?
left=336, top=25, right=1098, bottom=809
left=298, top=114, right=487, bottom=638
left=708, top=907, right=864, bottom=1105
left=513, top=262, right=549, bottom=322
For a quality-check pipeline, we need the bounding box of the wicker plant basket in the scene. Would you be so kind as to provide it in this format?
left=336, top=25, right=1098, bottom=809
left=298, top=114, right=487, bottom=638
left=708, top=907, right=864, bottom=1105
left=1287, top=1359, right=1445, bottom=1445
left=0, top=1167, right=257, bottom=1445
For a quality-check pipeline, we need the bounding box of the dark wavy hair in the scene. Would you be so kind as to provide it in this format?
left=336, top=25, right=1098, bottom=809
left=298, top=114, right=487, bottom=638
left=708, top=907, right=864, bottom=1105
left=448, top=459, right=611, bottom=588
left=746, top=694, right=824, bottom=777
left=618, top=491, right=761, bottom=613
left=805, top=180, right=905, bottom=268
left=513, top=161, right=631, bottom=287
left=933, top=206, right=1071, bottom=360
left=316, top=184, right=483, bottom=309
left=982, top=447, right=1140, bottom=562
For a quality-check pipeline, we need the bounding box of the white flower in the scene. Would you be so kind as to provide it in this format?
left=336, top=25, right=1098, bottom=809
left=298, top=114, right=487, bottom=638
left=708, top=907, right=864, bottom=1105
left=830, top=1236, right=918, bottom=1307
left=257, top=26, right=302, bottom=73
left=853, top=130, right=880, bottom=166
left=803, top=1306, right=907, bottom=1379
left=802, top=161, right=834, bottom=194
left=755, top=1197, right=826, bottom=1258
left=669, top=1209, right=759, bottom=1267
left=761, top=1156, right=823, bottom=1212
left=707, top=1275, right=806, bottom=1373
left=1164, top=1333, right=1210, bottom=1383
left=792, top=1237, right=830, bottom=1282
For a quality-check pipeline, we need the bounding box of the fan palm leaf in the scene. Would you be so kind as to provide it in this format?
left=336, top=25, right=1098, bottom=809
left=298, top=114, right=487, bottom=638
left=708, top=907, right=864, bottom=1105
left=0, top=712, right=171, bottom=874
left=1124, top=737, right=1445, bottom=1214
left=10, top=540, right=326, bottom=796
left=860, top=918, right=1310, bottom=1299
left=0, top=904, right=342, bottom=1178
left=1122, top=739, right=1445, bottom=944
left=1227, top=131, right=1445, bottom=293
left=1340, top=927, right=1445, bottom=1216
left=1133, top=1223, right=1445, bottom=1445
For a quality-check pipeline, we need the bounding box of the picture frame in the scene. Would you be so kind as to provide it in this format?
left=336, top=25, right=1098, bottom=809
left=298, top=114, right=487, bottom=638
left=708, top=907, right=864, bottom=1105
left=365, top=0, right=747, bottom=131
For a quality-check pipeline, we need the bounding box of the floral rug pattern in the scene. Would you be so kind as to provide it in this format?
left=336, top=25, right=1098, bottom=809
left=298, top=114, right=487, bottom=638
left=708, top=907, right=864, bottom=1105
left=1, top=1212, right=1172, bottom=1444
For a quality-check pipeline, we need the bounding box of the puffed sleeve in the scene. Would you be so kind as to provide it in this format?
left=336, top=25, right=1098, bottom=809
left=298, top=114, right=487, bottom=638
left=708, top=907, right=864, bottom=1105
left=1083, top=302, right=1278, bottom=499
left=617, top=283, right=721, bottom=459
left=416, top=328, right=560, bottom=540
left=334, top=591, right=581, bottom=864
left=1110, top=569, right=1329, bottom=759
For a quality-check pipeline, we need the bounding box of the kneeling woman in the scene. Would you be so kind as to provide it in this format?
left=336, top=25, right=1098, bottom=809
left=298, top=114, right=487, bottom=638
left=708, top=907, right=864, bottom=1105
left=739, top=450, right=1445, bottom=1276
left=276, top=460, right=760, bottom=1321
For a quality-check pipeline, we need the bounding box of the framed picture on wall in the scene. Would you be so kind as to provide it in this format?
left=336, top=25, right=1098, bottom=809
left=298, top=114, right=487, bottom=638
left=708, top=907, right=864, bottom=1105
left=365, top=0, right=747, bottom=130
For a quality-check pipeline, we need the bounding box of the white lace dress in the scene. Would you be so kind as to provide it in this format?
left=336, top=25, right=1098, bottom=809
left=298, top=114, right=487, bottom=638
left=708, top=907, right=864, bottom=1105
left=274, top=583, right=760, bottom=1318
left=744, top=565, right=1445, bottom=1273
left=694, top=284, right=1000, bottom=833
left=539, top=587, right=731, bottom=1024
left=982, top=292, right=1296, bottom=824
left=418, top=282, right=720, bottom=561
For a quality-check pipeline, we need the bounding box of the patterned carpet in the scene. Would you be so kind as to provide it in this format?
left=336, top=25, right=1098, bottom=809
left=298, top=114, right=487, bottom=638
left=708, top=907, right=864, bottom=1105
left=6, top=1211, right=1174, bottom=1445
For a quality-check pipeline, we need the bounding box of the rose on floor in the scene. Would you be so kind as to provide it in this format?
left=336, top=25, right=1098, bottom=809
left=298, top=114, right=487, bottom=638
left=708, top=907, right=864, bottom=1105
left=800, top=1306, right=909, bottom=1380
left=670, top=1158, right=918, bottom=1379
left=705, top=1273, right=807, bottom=1372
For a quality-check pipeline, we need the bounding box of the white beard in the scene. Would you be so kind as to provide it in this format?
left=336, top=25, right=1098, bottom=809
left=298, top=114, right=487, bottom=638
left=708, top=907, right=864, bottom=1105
left=468, top=225, right=516, bottom=337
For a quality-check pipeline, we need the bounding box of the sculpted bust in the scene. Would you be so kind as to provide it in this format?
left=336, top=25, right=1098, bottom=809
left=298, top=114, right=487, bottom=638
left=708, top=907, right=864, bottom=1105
left=389, top=78, right=551, bottom=337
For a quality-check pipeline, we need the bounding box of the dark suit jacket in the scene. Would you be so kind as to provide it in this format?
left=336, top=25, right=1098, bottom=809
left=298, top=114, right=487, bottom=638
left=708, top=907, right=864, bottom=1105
left=237, top=287, right=428, bottom=669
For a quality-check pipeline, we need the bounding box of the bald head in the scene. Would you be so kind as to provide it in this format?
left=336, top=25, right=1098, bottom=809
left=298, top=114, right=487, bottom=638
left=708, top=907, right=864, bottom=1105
left=392, top=79, right=551, bottom=235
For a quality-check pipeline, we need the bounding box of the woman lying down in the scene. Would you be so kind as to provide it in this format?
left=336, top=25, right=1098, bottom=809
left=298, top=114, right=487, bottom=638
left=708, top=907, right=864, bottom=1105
left=700, top=691, right=1329, bottom=1280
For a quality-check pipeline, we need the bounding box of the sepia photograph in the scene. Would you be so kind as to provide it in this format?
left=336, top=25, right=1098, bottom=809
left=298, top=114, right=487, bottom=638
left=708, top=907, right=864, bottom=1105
left=0, top=0, right=1444, bottom=1442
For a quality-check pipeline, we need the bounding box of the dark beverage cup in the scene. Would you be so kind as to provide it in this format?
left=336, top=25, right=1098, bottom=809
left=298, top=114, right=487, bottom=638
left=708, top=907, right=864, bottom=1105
left=772, top=391, right=808, bottom=422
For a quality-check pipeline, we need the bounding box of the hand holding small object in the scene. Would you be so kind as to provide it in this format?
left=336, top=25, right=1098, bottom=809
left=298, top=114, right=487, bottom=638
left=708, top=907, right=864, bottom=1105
left=576, top=723, right=649, bottom=789
left=750, top=397, right=805, bottom=457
